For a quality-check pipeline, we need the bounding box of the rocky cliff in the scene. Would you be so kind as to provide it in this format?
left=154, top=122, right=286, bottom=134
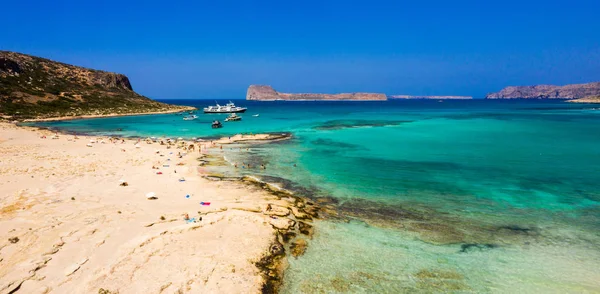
left=485, top=82, right=600, bottom=99
left=246, top=85, right=387, bottom=101
left=0, top=51, right=190, bottom=119
left=389, top=95, right=472, bottom=99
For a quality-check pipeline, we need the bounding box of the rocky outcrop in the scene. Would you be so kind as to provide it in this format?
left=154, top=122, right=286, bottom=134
left=0, top=51, right=191, bottom=119
left=390, top=95, right=472, bottom=99
left=246, top=85, right=387, bottom=101
left=568, top=95, right=600, bottom=104
left=486, top=82, right=600, bottom=99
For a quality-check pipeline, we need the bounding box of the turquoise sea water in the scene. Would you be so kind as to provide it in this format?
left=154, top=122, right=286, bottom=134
left=31, top=99, right=600, bottom=292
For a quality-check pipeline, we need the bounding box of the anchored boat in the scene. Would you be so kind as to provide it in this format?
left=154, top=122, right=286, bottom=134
left=203, top=102, right=247, bottom=113
left=224, top=113, right=242, bottom=122
left=183, top=115, right=198, bottom=121
left=211, top=120, right=223, bottom=128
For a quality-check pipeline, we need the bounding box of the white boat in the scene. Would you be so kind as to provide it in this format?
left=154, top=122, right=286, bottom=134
left=183, top=115, right=198, bottom=121
left=253, top=114, right=259, bottom=117
left=224, top=113, right=242, bottom=122
left=203, top=102, right=247, bottom=113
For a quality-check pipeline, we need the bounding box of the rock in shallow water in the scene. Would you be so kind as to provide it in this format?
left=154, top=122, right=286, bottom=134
left=298, top=221, right=314, bottom=237
left=290, top=239, right=307, bottom=257
left=269, top=217, right=295, bottom=230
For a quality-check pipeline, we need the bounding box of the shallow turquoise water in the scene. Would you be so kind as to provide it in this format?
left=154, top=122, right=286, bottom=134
left=31, top=99, right=600, bottom=292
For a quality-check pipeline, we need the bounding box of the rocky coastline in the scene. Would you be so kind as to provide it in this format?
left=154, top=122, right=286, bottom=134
left=567, top=95, right=600, bottom=103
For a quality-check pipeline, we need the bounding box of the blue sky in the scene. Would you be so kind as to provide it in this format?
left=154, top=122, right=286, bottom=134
left=2, top=0, right=600, bottom=99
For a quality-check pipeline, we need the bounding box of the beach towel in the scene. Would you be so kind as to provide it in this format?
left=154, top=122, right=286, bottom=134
left=200, top=202, right=211, bottom=206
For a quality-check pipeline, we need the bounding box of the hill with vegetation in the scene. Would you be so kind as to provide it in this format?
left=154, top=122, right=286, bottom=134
left=0, top=51, right=192, bottom=120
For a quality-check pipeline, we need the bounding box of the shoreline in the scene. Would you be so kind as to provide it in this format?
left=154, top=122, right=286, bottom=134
left=4, top=119, right=600, bottom=292
left=15, top=106, right=197, bottom=123
left=0, top=122, right=316, bottom=293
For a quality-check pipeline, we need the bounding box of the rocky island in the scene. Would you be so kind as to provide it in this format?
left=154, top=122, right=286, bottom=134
left=485, top=81, right=600, bottom=99
left=0, top=51, right=193, bottom=120
left=246, top=85, right=387, bottom=101
left=389, top=95, right=472, bottom=100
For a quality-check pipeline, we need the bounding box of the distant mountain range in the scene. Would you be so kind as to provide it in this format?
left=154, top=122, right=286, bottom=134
left=486, top=82, right=600, bottom=99
left=0, top=51, right=191, bottom=119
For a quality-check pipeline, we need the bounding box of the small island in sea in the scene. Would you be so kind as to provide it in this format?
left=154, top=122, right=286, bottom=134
left=246, top=85, right=387, bottom=101
left=485, top=81, right=600, bottom=99
left=0, top=51, right=193, bottom=120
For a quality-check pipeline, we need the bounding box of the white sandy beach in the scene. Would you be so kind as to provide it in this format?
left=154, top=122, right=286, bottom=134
left=0, top=122, right=302, bottom=293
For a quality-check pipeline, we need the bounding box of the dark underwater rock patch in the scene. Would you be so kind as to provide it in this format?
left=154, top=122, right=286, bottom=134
left=313, top=119, right=411, bottom=130
left=459, top=243, right=499, bottom=253
left=496, top=225, right=539, bottom=236
left=298, top=221, right=314, bottom=237
left=414, top=269, right=469, bottom=291
left=337, top=198, right=428, bottom=223
left=310, top=138, right=366, bottom=150
left=252, top=175, right=321, bottom=199
left=290, top=239, right=308, bottom=257
left=255, top=238, right=287, bottom=294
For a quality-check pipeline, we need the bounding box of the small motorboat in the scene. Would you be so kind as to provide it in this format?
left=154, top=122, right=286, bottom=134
left=252, top=114, right=259, bottom=117
left=211, top=120, right=223, bottom=128
left=183, top=115, right=198, bottom=121
left=224, top=113, right=242, bottom=122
